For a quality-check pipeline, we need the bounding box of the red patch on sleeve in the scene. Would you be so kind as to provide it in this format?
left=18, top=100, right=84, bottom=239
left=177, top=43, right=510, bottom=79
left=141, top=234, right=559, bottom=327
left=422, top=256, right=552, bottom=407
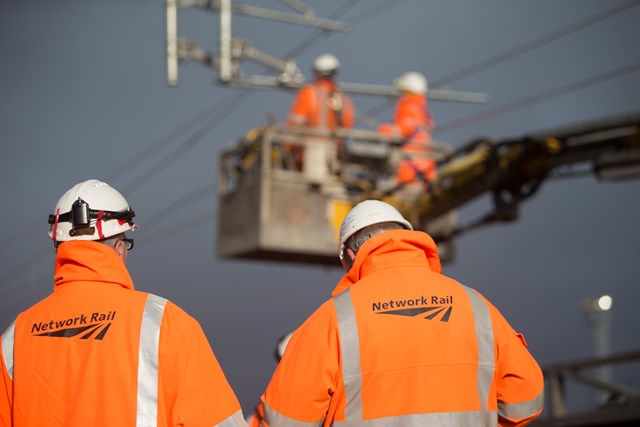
left=516, top=332, right=528, bottom=347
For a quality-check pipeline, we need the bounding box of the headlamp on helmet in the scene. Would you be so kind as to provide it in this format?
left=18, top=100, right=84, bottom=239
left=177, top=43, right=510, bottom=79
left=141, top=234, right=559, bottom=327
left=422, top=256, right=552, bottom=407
left=48, top=179, right=137, bottom=243
left=48, top=197, right=135, bottom=238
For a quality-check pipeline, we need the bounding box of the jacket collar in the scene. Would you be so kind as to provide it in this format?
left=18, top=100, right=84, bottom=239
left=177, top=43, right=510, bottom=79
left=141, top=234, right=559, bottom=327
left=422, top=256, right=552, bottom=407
left=399, top=93, right=425, bottom=105
left=53, top=240, right=135, bottom=291
left=315, top=78, right=337, bottom=91
left=331, top=230, right=442, bottom=297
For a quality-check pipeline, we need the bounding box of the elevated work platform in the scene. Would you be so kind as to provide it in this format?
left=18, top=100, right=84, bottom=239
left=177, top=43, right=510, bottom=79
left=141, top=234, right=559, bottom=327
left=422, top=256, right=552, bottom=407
left=217, top=125, right=453, bottom=265
left=217, top=113, right=640, bottom=266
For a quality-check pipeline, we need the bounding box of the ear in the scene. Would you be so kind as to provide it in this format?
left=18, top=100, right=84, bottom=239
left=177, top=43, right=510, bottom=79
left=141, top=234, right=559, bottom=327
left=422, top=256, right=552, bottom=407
left=113, top=239, right=127, bottom=263
left=341, top=247, right=357, bottom=272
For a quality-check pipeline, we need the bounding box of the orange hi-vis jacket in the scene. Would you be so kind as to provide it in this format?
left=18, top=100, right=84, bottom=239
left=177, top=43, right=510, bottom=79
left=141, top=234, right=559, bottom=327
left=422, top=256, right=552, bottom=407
left=286, top=79, right=355, bottom=131
left=0, top=240, right=245, bottom=427
left=261, top=230, right=544, bottom=427
left=379, top=93, right=436, bottom=183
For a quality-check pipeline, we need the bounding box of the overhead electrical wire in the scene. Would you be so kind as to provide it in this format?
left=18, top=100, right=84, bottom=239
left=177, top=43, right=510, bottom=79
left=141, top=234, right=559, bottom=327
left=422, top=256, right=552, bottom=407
left=149, top=60, right=640, bottom=251
left=285, top=0, right=361, bottom=58
left=118, top=0, right=421, bottom=241
left=346, top=0, right=410, bottom=25
left=362, top=0, right=639, bottom=119
left=104, top=100, right=239, bottom=183
left=125, top=0, right=428, bottom=250
left=121, top=90, right=252, bottom=195
left=121, top=0, right=369, bottom=196
left=109, top=0, right=640, bottom=248
left=142, top=183, right=217, bottom=232
left=0, top=0, right=371, bottom=291
left=431, top=0, right=639, bottom=87
left=119, top=0, right=415, bottom=202
left=6, top=2, right=630, bottom=297
left=134, top=1, right=425, bottom=242
left=139, top=210, right=216, bottom=248
left=434, top=61, right=640, bottom=136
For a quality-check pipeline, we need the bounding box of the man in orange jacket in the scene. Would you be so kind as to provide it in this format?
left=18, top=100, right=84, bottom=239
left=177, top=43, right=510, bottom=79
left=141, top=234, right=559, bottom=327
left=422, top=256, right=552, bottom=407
left=284, top=54, right=355, bottom=172
left=286, top=53, right=355, bottom=132
left=379, top=71, right=437, bottom=185
left=0, top=179, right=246, bottom=427
left=261, top=200, right=544, bottom=426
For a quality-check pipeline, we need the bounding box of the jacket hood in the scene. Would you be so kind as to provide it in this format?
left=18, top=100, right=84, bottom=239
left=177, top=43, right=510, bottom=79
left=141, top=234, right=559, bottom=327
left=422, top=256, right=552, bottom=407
left=332, top=229, right=441, bottom=296
left=54, top=240, right=134, bottom=291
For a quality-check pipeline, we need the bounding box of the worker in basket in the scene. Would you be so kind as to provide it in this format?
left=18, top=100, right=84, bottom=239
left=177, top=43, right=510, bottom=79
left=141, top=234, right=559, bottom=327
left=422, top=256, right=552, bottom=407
left=379, top=71, right=437, bottom=186
left=284, top=53, right=355, bottom=173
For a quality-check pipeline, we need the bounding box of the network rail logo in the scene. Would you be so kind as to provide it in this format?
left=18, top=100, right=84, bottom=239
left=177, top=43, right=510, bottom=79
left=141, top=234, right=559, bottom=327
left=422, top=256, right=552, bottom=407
left=31, top=311, right=117, bottom=340
left=372, top=296, right=453, bottom=322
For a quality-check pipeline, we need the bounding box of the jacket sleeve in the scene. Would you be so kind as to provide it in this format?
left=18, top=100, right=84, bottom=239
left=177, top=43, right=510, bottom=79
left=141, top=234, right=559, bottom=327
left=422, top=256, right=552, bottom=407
left=0, top=322, right=15, bottom=427
left=159, top=302, right=245, bottom=427
left=286, top=86, right=313, bottom=126
left=341, top=95, right=355, bottom=129
left=0, top=328, right=14, bottom=426
left=261, top=300, right=340, bottom=426
left=490, top=305, right=544, bottom=427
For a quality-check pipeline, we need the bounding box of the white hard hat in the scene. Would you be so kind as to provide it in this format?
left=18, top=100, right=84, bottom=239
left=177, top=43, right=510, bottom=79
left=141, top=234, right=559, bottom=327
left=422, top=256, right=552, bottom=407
left=313, top=54, right=340, bottom=76
left=48, top=179, right=136, bottom=242
left=395, top=71, right=428, bottom=95
left=339, top=200, right=412, bottom=260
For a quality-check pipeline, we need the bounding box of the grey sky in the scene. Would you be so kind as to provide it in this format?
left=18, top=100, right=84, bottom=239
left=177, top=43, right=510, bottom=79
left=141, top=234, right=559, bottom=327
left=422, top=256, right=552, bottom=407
left=1, top=0, right=639, bottom=415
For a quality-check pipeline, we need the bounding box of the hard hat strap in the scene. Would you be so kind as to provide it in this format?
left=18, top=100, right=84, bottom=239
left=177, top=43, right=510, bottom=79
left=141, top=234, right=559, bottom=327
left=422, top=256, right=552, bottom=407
left=51, top=208, right=61, bottom=241
left=48, top=202, right=135, bottom=227
left=49, top=197, right=135, bottom=239
left=96, top=210, right=105, bottom=239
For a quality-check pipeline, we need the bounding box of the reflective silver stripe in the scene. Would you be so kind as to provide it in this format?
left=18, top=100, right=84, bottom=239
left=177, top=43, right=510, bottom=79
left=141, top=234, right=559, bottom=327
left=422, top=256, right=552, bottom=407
left=332, top=286, right=498, bottom=426
left=332, top=410, right=498, bottom=426
left=263, top=401, right=324, bottom=427
left=334, top=289, right=363, bottom=421
left=317, top=85, right=328, bottom=130
left=216, top=409, right=247, bottom=427
left=1, top=320, right=16, bottom=380
left=499, top=389, right=544, bottom=420
left=463, top=286, right=495, bottom=420
left=137, top=294, right=168, bottom=427
left=287, top=114, right=306, bottom=125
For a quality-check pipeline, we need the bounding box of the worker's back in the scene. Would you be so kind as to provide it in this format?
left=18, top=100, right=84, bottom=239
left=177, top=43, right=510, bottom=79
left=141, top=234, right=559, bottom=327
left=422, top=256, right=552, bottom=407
left=261, top=229, right=543, bottom=426
left=11, top=279, right=148, bottom=425
left=343, top=253, right=496, bottom=422
left=331, top=231, right=543, bottom=425
left=1, top=241, right=241, bottom=426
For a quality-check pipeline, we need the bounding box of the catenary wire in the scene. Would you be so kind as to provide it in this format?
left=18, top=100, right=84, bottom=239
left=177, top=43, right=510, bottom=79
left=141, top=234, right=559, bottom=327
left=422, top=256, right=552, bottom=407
left=6, top=59, right=634, bottom=300
left=139, top=209, right=216, bottom=248
left=434, top=61, right=640, bottom=136
left=104, top=100, right=237, bottom=183
left=116, top=2, right=640, bottom=251
left=362, top=0, right=639, bottom=119
left=142, top=183, right=217, bottom=231
left=431, top=0, right=639, bottom=87
left=121, top=89, right=251, bottom=195
left=120, top=0, right=366, bottom=197
left=0, top=0, right=371, bottom=290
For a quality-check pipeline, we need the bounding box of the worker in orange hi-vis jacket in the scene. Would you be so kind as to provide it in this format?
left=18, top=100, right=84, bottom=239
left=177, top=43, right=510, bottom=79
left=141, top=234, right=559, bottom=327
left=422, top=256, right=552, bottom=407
left=0, top=179, right=246, bottom=427
left=261, top=200, right=544, bottom=427
left=284, top=54, right=355, bottom=171
left=379, top=71, right=437, bottom=185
